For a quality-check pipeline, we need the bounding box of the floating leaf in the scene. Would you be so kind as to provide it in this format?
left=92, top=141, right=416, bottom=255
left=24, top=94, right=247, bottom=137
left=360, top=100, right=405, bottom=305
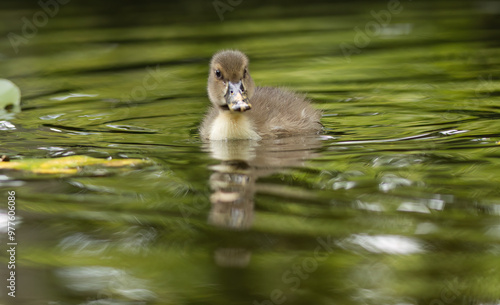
left=0, top=155, right=151, bottom=175
left=0, top=79, right=21, bottom=113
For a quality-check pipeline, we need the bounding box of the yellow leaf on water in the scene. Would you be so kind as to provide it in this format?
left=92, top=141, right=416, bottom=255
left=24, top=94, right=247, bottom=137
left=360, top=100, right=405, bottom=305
left=0, top=155, right=150, bottom=175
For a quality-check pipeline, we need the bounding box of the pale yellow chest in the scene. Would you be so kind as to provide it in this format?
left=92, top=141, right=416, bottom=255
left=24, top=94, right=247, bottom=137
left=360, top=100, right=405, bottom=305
left=209, top=112, right=261, bottom=141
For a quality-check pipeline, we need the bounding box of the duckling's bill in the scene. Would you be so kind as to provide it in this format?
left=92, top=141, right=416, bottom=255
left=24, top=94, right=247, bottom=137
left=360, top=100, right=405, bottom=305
left=225, top=81, right=252, bottom=112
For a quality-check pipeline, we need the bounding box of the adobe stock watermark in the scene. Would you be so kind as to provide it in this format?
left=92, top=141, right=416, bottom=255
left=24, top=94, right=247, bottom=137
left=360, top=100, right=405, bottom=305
left=213, top=0, right=243, bottom=21
left=428, top=280, right=461, bottom=305
left=464, top=73, right=495, bottom=108
left=340, top=0, right=410, bottom=62
left=7, top=0, right=71, bottom=54
left=474, top=73, right=494, bottom=98
left=6, top=191, right=17, bottom=298
left=253, top=235, right=336, bottom=305
left=442, top=74, right=495, bottom=120
left=120, top=65, right=170, bottom=102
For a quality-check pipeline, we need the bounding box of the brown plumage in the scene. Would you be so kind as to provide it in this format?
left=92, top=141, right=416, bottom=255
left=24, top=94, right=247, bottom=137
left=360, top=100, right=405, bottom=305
left=200, top=50, right=322, bottom=140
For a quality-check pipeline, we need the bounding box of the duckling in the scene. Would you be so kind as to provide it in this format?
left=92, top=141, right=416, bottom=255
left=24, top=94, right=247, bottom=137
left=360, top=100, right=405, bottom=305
left=200, top=50, right=322, bottom=140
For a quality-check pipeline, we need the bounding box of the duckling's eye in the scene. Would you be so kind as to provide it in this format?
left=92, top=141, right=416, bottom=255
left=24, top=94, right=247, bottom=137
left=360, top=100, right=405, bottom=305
left=215, top=69, right=222, bottom=80
left=243, top=69, right=247, bottom=78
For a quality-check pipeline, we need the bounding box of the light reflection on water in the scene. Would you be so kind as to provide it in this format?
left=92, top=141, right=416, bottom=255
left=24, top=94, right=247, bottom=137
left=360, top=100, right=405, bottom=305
left=1, top=0, right=500, bottom=304
left=56, top=266, right=157, bottom=302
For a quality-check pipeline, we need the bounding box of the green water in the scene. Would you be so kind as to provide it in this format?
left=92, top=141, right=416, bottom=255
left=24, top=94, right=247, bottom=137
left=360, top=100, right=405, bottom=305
left=1, top=0, right=500, bottom=304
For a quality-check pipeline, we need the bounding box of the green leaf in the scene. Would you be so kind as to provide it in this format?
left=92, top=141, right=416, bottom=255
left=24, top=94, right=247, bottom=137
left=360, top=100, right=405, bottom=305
left=0, top=79, right=21, bottom=113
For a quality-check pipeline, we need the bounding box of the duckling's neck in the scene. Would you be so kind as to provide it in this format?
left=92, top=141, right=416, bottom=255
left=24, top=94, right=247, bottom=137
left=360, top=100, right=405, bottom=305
left=209, top=111, right=261, bottom=141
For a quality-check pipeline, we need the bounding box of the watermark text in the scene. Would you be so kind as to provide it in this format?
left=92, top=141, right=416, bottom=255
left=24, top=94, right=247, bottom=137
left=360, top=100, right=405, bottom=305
left=7, top=0, right=71, bottom=54
left=6, top=191, right=17, bottom=298
left=213, top=0, right=243, bottom=21
left=340, top=0, right=409, bottom=62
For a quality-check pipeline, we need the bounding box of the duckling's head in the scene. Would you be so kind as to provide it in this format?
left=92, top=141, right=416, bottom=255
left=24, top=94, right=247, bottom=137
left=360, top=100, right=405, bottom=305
left=208, top=50, right=255, bottom=112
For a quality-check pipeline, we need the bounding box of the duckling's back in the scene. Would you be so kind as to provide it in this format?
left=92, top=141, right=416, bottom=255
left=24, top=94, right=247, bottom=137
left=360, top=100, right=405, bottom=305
left=246, top=87, right=322, bottom=137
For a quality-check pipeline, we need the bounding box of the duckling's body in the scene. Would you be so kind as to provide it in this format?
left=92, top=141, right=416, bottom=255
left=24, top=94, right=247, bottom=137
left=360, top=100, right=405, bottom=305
left=200, top=50, right=322, bottom=140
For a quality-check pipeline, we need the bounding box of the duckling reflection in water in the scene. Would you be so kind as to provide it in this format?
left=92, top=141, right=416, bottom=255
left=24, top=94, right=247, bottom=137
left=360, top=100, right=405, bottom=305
left=200, top=50, right=322, bottom=140
left=206, top=138, right=321, bottom=268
